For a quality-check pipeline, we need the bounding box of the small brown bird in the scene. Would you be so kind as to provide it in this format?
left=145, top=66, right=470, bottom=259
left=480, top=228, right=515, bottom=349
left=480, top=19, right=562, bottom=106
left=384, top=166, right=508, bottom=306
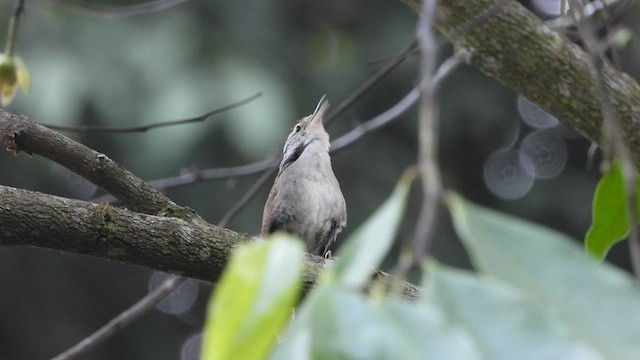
left=261, top=96, right=347, bottom=256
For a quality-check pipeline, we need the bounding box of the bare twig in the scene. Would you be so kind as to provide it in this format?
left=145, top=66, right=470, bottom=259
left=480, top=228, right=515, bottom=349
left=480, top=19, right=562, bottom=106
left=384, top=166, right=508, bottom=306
left=44, top=93, right=262, bottom=133
left=331, top=56, right=459, bottom=154
left=51, top=276, right=187, bottom=360
left=43, top=0, right=188, bottom=19
left=570, top=0, right=640, bottom=279
left=325, top=40, right=418, bottom=126
left=5, top=0, right=26, bottom=57
left=411, top=0, right=441, bottom=267
left=390, top=0, right=443, bottom=280
left=88, top=158, right=279, bottom=204
left=218, top=168, right=276, bottom=227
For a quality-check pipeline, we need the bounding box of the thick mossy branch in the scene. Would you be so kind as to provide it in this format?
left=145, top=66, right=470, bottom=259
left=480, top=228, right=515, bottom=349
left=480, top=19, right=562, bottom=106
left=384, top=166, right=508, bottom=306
left=0, top=185, right=247, bottom=281
left=0, top=185, right=422, bottom=299
left=405, top=0, right=640, bottom=168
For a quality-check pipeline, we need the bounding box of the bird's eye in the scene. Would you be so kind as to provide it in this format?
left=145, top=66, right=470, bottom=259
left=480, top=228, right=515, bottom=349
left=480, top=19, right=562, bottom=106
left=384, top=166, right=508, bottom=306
left=295, top=125, right=302, bottom=132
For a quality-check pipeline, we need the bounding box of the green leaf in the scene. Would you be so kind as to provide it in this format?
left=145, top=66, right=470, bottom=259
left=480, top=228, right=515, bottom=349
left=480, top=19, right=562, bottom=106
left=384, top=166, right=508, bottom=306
left=585, top=159, right=640, bottom=259
left=447, top=193, right=640, bottom=360
left=330, top=169, right=416, bottom=288
left=423, top=263, right=602, bottom=360
left=202, top=234, right=304, bottom=360
left=272, top=284, right=479, bottom=360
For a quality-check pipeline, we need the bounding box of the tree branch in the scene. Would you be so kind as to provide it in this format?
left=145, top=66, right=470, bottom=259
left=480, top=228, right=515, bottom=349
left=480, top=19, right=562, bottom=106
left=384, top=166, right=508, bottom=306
left=0, top=184, right=421, bottom=299
left=0, top=185, right=242, bottom=280
left=0, top=110, right=197, bottom=219
left=403, top=0, right=640, bottom=169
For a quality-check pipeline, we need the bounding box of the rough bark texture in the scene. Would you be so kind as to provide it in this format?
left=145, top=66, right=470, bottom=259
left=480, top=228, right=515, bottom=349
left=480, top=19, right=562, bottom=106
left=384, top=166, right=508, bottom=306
left=0, top=184, right=422, bottom=299
left=404, top=0, right=640, bottom=168
left=0, top=185, right=247, bottom=281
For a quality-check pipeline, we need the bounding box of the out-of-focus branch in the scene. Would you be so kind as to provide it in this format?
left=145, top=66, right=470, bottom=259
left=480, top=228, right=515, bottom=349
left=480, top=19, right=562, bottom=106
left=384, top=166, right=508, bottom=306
left=43, top=0, right=188, bottom=19
left=331, top=56, right=460, bottom=154
left=5, top=0, right=26, bottom=57
left=324, top=40, right=418, bottom=126
left=410, top=0, right=442, bottom=271
left=44, top=93, right=262, bottom=134
left=51, top=276, right=187, bottom=360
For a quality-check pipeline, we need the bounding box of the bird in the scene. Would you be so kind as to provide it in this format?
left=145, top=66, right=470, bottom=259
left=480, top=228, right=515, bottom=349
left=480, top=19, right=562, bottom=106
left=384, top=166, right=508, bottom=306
left=261, top=96, right=347, bottom=256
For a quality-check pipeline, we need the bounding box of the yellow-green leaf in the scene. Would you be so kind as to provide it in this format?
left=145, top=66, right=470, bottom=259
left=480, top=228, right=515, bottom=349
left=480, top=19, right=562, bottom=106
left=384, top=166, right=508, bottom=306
left=585, top=159, right=640, bottom=259
left=202, top=234, right=304, bottom=360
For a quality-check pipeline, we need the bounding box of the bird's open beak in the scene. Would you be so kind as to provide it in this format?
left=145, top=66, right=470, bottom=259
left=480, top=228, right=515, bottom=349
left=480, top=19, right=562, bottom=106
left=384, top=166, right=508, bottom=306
left=310, top=95, right=329, bottom=126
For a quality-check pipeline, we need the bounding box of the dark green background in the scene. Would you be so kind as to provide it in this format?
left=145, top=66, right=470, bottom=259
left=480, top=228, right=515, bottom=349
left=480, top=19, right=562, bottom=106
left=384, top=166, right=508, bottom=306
left=1, top=1, right=638, bottom=359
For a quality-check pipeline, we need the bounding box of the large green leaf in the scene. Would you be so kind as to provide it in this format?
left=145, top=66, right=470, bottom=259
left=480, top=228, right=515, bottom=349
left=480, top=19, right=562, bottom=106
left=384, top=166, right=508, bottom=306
left=585, top=159, right=640, bottom=259
left=447, top=193, right=640, bottom=359
left=272, top=283, right=479, bottom=360
left=330, top=169, right=415, bottom=288
left=202, top=234, right=304, bottom=360
left=424, top=264, right=602, bottom=360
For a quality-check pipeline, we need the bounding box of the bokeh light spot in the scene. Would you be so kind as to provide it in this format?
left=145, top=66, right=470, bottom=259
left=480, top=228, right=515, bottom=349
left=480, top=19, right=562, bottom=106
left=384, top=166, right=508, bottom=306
left=531, top=0, right=562, bottom=16
left=148, top=272, right=199, bottom=316
left=484, top=149, right=535, bottom=199
left=517, top=95, right=559, bottom=129
left=519, top=130, right=568, bottom=179
left=180, top=332, right=203, bottom=360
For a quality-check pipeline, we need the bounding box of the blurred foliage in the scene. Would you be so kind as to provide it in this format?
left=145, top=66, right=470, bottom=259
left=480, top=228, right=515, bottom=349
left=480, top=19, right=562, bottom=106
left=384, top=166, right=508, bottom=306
left=202, top=235, right=303, bottom=360
left=446, top=193, right=640, bottom=359
left=205, top=191, right=640, bottom=359
left=1, top=0, right=640, bottom=359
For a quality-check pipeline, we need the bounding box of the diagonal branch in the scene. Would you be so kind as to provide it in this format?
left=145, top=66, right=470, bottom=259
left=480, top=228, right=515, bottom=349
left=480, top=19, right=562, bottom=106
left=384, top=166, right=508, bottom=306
left=0, top=184, right=421, bottom=300
left=402, top=0, right=640, bottom=169
left=0, top=110, right=198, bottom=219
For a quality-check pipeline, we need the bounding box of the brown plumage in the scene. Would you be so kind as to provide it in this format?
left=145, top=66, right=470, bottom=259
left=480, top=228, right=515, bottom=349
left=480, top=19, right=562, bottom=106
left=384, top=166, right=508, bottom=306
left=261, top=97, right=347, bottom=256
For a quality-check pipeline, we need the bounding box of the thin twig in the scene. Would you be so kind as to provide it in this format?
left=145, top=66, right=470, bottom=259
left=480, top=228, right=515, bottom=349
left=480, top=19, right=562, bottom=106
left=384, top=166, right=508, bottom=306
left=411, top=0, right=441, bottom=266
left=324, top=39, right=418, bottom=126
left=331, top=56, right=459, bottom=154
left=5, top=0, right=26, bottom=57
left=218, top=168, right=276, bottom=227
left=44, top=93, right=262, bottom=133
left=88, top=158, right=279, bottom=204
left=390, top=0, right=442, bottom=280
left=51, top=276, right=187, bottom=360
left=43, top=0, right=188, bottom=19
